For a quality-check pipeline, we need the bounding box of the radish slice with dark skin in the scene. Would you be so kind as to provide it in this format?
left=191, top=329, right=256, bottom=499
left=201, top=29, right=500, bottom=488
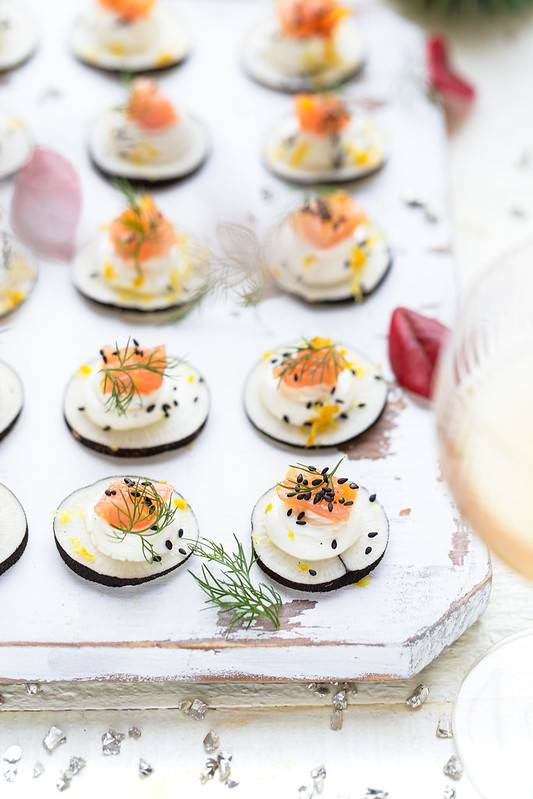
left=388, top=307, right=448, bottom=399
left=426, top=36, right=475, bottom=103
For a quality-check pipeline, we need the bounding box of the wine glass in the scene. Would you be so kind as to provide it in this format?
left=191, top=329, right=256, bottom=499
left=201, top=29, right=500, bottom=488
left=435, top=241, right=533, bottom=797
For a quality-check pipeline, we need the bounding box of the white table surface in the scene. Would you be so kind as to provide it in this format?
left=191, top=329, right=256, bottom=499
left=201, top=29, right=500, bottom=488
left=2, top=2, right=533, bottom=797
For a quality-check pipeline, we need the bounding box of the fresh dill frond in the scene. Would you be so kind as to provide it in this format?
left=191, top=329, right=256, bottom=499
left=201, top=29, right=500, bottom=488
left=111, top=180, right=170, bottom=276
left=99, top=337, right=180, bottom=416
left=187, top=535, right=282, bottom=631
left=274, top=337, right=346, bottom=386
left=278, top=457, right=347, bottom=509
left=107, top=478, right=178, bottom=564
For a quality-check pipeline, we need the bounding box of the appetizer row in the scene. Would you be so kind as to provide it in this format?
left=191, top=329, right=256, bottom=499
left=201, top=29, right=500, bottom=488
left=0, top=336, right=387, bottom=455
left=0, top=187, right=391, bottom=319
left=1, top=460, right=388, bottom=593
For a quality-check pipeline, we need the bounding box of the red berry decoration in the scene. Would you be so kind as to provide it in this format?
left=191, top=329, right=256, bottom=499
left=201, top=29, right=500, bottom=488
left=388, top=307, right=449, bottom=399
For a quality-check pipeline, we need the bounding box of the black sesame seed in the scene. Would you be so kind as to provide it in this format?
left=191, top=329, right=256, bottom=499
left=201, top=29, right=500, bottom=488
left=340, top=413, right=348, bottom=420
left=308, top=465, right=317, bottom=471
left=287, top=509, right=293, bottom=517
left=296, top=520, right=306, bottom=526
left=179, top=548, right=187, bottom=556
left=178, top=528, right=184, bottom=538
left=312, top=478, right=322, bottom=486
left=297, top=493, right=306, bottom=500
left=297, top=474, right=303, bottom=483
left=374, top=374, right=383, bottom=380
left=293, top=373, right=298, bottom=381
left=287, top=492, right=297, bottom=498
left=194, top=396, right=199, bottom=403
left=124, top=478, right=133, bottom=485
left=105, top=490, right=112, bottom=496
left=331, top=539, right=337, bottom=549
left=368, top=532, right=378, bottom=538
left=321, top=467, right=329, bottom=475
left=297, top=511, right=305, bottom=520
left=153, top=555, right=162, bottom=563
left=303, top=422, right=312, bottom=426
left=133, top=338, right=139, bottom=346
left=369, top=494, right=376, bottom=502
left=358, top=403, right=366, bottom=408
left=309, top=569, right=317, bottom=576
left=162, top=403, right=170, bottom=412
left=271, top=359, right=277, bottom=364
left=103, top=425, right=111, bottom=431
left=283, top=415, right=290, bottom=424
left=349, top=483, right=358, bottom=490
left=199, top=377, right=204, bottom=383
left=339, top=497, right=345, bottom=504
left=328, top=502, right=333, bottom=512
left=303, top=492, right=311, bottom=501
left=146, top=404, right=156, bottom=413
left=365, top=546, right=372, bottom=555
left=110, top=490, right=116, bottom=495
left=337, top=477, right=347, bottom=484
left=165, top=540, right=173, bottom=550
left=313, top=494, right=322, bottom=505
left=303, top=479, right=308, bottom=486
left=351, top=369, right=357, bottom=376
left=77, top=406, right=85, bottom=412
left=306, top=402, right=312, bottom=409
left=151, top=525, right=158, bottom=531
left=174, top=400, right=178, bottom=406
left=330, top=386, right=336, bottom=395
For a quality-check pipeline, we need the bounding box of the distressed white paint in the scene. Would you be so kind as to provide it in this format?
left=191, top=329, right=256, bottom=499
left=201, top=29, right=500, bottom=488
left=0, top=0, right=490, bottom=682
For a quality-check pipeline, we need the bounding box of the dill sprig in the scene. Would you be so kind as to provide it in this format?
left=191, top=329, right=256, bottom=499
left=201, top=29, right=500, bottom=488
left=107, top=478, right=178, bottom=564
left=112, top=179, right=169, bottom=277
left=279, top=457, right=347, bottom=510
left=187, top=535, right=282, bottom=631
left=99, top=337, right=180, bottom=416
left=275, top=337, right=346, bottom=386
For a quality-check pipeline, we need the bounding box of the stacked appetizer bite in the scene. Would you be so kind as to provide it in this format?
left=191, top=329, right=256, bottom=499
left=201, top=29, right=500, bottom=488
left=89, top=77, right=209, bottom=182
left=0, top=232, right=37, bottom=318
left=267, top=191, right=391, bottom=302
left=0, top=483, right=28, bottom=576
left=252, top=459, right=388, bottom=591
left=54, top=476, right=198, bottom=586
left=244, top=0, right=364, bottom=92
left=0, top=359, right=22, bottom=442
left=72, top=187, right=208, bottom=318
left=244, top=336, right=387, bottom=448
left=265, top=93, right=385, bottom=184
left=0, top=2, right=38, bottom=71
left=71, top=0, right=190, bottom=72
left=0, top=111, right=31, bottom=179
left=64, top=338, right=209, bottom=457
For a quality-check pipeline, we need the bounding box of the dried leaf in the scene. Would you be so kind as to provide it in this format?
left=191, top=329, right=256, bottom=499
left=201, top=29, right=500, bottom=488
left=388, top=307, right=448, bottom=399
left=11, top=146, right=82, bottom=261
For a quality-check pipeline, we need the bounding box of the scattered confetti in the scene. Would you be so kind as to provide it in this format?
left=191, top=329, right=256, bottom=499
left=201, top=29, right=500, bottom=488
left=3, top=745, right=21, bottom=763
left=443, top=787, right=456, bottom=799
left=139, top=758, right=154, bottom=778
left=366, top=790, right=388, bottom=798
left=443, top=755, right=463, bottom=780
left=203, top=731, right=220, bottom=754
left=3, top=765, right=17, bottom=782
left=187, top=698, right=209, bottom=721
left=101, top=730, right=124, bottom=756
left=405, top=684, right=430, bottom=709
left=43, top=726, right=67, bottom=753
left=311, top=766, right=326, bottom=794
left=330, top=708, right=344, bottom=731
left=33, top=762, right=45, bottom=779
left=128, top=727, right=142, bottom=740
left=26, top=683, right=41, bottom=695
left=436, top=719, right=454, bottom=739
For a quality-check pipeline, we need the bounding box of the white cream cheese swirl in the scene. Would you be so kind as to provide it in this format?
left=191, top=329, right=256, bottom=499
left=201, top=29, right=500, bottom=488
left=265, top=28, right=343, bottom=75
left=86, top=498, right=184, bottom=562
left=261, top=366, right=357, bottom=426
left=111, top=115, right=195, bottom=165
left=86, top=7, right=159, bottom=55
left=265, top=491, right=362, bottom=559
left=84, top=365, right=176, bottom=431
left=99, top=234, right=192, bottom=297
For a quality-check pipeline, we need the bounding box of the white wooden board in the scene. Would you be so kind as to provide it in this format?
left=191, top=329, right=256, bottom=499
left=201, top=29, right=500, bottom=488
left=0, top=0, right=490, bottom=682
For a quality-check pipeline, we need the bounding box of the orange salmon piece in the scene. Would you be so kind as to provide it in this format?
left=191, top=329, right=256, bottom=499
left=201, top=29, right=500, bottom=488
left=127, top=78, right=179, bottom=131
left=100, top=344, right=167, bottom=395
left=292, top=192, right=366, bottom=249
left=277, top=0, right=349, bottom=38
left=273, top=337, right=347, bottom=389
left=94, top=478, right=174, bottom=532
left=294, top=94, right=350, bottom=138
left=278, top=466, right=357, bottom=521
left=99, top=0, right=156, bottom=21
left=110, top=194, right=175, bottom=262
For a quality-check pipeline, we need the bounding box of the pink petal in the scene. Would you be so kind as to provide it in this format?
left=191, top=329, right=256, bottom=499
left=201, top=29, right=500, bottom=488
left=388, top=307, right=449, bottom=399
left=10, top=146, right=82, bottom=261
left=427, top=35, right=475, bottom=103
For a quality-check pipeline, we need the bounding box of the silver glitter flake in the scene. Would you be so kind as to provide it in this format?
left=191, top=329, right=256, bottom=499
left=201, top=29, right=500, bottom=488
left=298, top=786, right=314, bottom=799
left=311, top=766, right=326, bottom=794
left=128, top=727, right=142, bottom=740
left=443, top=787, right=456, bottom=799
left=43, top=726, right=67, bottom=753
left=203, top=731, right=219, bottom=754
left=26, top=683, right=41, bottom=695
left=436, top=719, right=453, bottom=738
left=67, top=756, right=86, bottom=776
left=3, top=765, right=17, bottom=782
left=330, top=708, right=344, bottom=731
left=332, top=690, right=348, bottom=711
left=139, top=758, right=154, bottom=778
left=33, top=761, right=45, bottom=779
left=101, top=730, right=124, bottom=756
left=366, top=790, right=388, bottom=798
left=178, top=699, right=192, bottom=713
left=226, top=778, right=239, bottom=789
left=56, top=773, right=70, bottom=792
left=443, top=755, right=463, bottom=780
left=200, top=758, right=218, bottom=784
left=3, top=744, right=22, bottom=763
left=308, top=683, right=330, bottom=697
left=187, top=698, right=209, bottom=721
left=405, top=684, right=430, bottom=709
